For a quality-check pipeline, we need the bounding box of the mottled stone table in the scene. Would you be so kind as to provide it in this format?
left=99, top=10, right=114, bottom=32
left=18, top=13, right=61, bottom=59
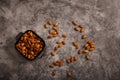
left=0, top=0, right=120, bottom=80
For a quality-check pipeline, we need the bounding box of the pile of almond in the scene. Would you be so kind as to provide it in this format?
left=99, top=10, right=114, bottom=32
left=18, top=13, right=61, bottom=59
left=44, top=20, right=96, bottom=77
left=16, top=31, right=44, bottom=60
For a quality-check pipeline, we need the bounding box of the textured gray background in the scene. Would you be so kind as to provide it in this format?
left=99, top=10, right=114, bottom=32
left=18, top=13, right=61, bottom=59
left=0, top=0, right=120, bottom=80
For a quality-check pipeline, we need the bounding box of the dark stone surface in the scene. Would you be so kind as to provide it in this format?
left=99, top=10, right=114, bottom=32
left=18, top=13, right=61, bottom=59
left=0, top=0, right=120, bottom=80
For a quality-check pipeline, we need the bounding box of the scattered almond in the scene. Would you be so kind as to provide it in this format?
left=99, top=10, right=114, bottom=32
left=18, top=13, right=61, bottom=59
left=58, top=43, right=63, bottom=48
left=52, top=70, right=56, bottom=76
left=80, top=28, right=84, bottom=33
left=67, top=71, right=72, bottom=77
left=83, top=50, right=89, bottom=53
left=66, top=59, right=71, bottom=64
left=70, top=56, right=74, bottom=62
left=44, top=24, right=49, bottom=28
left=72, top=20, right=78, bottom=26
left=74, top=27, right=81, bottom=31
left=73, top=56, right=78, bottom=61
left=62, top=41, right=66, bottom=45
left=47, top=35, right=52, bottom=39
left=89, top=48, right=95, bottom=51
left=90, top=45, right=95, bottom=48
left=73, top=42, right=80, bottom=49
left=56, top=40, right=62, bottom=44
left=62, top=34, right=67, bottom=38
left=48, top=20, right=52, bottom=25
left=78, top=49, right=82, bottom=54
left=79, top=24, right=84, bottom=28
left=49, top=30, right=53, bottom=34
left=82, top=34, right=87, bottom=39
left=87, top=39, right=94, bottom=44
left=85, top=46, right=90, bottom=50
left=49, top=64, right=54, bottom=68
left=85, top=55, right=90, bottom=60
left=51, top=51, right=56, bottom=56
left=54, top=46, right=58, bottom=51
left=54, top=22, right=59, bottom=27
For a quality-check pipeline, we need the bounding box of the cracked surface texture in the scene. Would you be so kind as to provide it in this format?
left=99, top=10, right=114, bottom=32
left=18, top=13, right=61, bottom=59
left=0, top=0, right=120, bottom=80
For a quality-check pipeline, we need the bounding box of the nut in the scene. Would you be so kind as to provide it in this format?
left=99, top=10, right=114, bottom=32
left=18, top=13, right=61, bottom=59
left=72, top=20, right=78, bottom=26
left=47, top=35, right=52, bottom=39
left=62, top=41, right=66, bottom=45
left=73, top=56, right=78, bottom=61
left=56, top=40, right=62, bottom=44
left=85, top=55, right=90, bottom=60
left=58, top=43, right=63, bottom=48
left=54, top=46, right=58, bottom=51
left=80, top=28, right=84, bottom=33
left=87, top=39, right=94, bottom=44
left=44, top=24, right=49, bottom=28
left=52, top=70, right=56, bottom=76
left=82, top=34, right=87, bottom=39
left=70, top=56, right=74, bottom=62
left=48, top=20, right=52, bottom=25
left=73, top=42, right=80, bottom=49
left=78, top=49, right=82, bottom=54
left=62, top=34, right=67, bottom=38
left=49, top=64, right=54, bottom=68
left=54, top=22, right=59, bottom=27
left=74, top=27, right=81, bottom=31
left=79, top=24, right=84, bottom=28
left=83, top=50, right=89, bottom=53
left=51, top=51, right=56, bottom=56
left=85, top=46, right=90, bottom=50
left=66, top=59, right=70, bottom=64
left=89, top=48, right=95, bottom=51
left=49, top=30, right=54, bottom=34
left=67, top=71, right=72, bottom=77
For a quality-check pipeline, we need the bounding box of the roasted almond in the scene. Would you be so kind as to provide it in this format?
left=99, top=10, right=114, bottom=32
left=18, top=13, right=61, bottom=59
left=56, top=40, right=62, bottom=44
left=54, top=46, right=58, bottom=51
left=79, top=24, right=84, bottom=28
left=62, top=34, right=67, bottom=38
left=62, top=41, right=66, bottom=45
left=83, top=50, right=89, bottom=53
left=52, top=70, right=56, bottom=76
left=85, top=55, right=90, bottom=60
left=90, top=45, right=95, bottom=48
left=47, top=35, right=52, bottom=39
left=87, top=39, right=94, bottom=44
left=58, top=43, right=63, bottom=48
left=78, top=49, right=82, bottom=54
left=51, top=51, right=56, bottom=56
left=85, top=46, right=90, bottom=50
left=48, top=20, right=52, bottom=25
left=49, top=64, right=54, bottom=68
left=73, top=56, right=78, bottom=61
left=44, top=24, right=49, bottom=28
left=74, top=27, right=81, bottom=31
left=89, top=48, right=95, bottom=51
left=82, top=34, right=87, bottom=39
left=80, top=28, right=84, bottom=33
left=67, top=71, right=72, bottom=77
left=72, top=20, right=78, bottom=26
left=66, top=59, right=70, bottom=64
left=54, top=22, right=59, bottom=27
left=49, top=30, right=54, bottom=34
